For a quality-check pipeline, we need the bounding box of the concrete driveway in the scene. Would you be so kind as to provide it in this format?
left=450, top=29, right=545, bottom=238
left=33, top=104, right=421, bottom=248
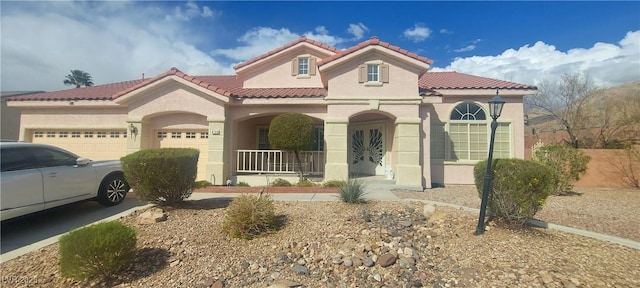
left=1, top=195, right=150, bottom=263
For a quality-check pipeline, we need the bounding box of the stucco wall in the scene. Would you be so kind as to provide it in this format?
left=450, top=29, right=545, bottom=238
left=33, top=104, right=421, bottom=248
left=241, top=47, right=328, bottom=89
left=325, top=54, right=422, bottom=100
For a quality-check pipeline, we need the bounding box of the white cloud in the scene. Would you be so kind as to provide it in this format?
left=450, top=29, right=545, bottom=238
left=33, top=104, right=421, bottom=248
left=212, top=26, right=351, bottom=64
left=454, top=45, right=476, bottom=53
left=431, top=31, right=640, bottom=88
left=403, top=24, right=432, bottom=43
left=347, top=23, right=369, bottom=40
left=1, top=1, right=231, bottom=92
left=165, top=1, right=217, bottom=21
left=440, top=28, right=453, bottom=34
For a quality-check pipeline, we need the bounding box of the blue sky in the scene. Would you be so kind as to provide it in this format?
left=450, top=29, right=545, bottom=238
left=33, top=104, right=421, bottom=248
left=1, top=1, right=639, bottom=92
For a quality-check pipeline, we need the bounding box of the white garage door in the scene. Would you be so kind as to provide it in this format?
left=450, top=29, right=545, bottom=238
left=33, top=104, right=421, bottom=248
left=154, top=130, right=209, bottom=181
left=31, top=130, right=127, bottom=160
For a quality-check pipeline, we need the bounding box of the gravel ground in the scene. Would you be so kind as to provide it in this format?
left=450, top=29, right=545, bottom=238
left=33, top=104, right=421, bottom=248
left=394, top=186, right=640, bottom=242
left=1, top=188, right=639, bottom=288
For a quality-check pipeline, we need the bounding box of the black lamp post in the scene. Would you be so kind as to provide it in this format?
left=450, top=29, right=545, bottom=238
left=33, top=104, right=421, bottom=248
left=475, top=89, right=505, bottom=235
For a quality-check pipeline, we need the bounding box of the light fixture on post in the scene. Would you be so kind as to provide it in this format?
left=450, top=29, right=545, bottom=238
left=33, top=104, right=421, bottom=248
left=129, top=123, right=138, bottom=136
left=475, top=89, right=505, bottom=235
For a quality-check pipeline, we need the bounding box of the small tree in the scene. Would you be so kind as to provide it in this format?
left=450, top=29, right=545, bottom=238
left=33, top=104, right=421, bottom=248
left=268, top=113, right=315, bottom=182
left=527, top=72, right=601, bottom=148
left=532, top=144, right=591, bottom=195
left=63, top=69, right=94, bottom=88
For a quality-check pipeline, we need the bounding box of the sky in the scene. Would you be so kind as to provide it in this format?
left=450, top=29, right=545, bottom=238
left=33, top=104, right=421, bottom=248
left=1, top=1, right=639, bottom=92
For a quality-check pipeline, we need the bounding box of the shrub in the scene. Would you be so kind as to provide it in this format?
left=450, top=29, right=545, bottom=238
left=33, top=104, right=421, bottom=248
left=221, top=194, right=278, bottom=239
left=194, top=180, right=212, bottom=189
left=337, top=179, right=368, bottom=204
left=237, top=181, right=251, bottom=187
left=271, top=178, right=292, bottom=187
left=121, top=148, right=199, bottom=205
left=296, top=179, right=318, bottom=187
left=323, top=180, right=346, bottom=188
left=474, top=158, right=555, bottom=224
left=532, top=144, right=590, bottom=195
left=59, top=221, right=136, bottom=281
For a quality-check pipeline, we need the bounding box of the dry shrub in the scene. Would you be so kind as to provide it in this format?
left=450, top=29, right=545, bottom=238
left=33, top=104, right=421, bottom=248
left=221, top=194, right=278, bottom=239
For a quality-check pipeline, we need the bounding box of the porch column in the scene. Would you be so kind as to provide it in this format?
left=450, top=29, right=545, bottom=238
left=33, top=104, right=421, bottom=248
left=394, top=117, right=423, bottom=187
left=324, top=118, right=349, bottom=182
left=126, top=117, right=143, bottom=154
left=207, top=117, right=227, bottom=185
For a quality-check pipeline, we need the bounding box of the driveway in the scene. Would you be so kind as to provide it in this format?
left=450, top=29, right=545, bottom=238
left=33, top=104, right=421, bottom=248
left=1, top=196, right=149, bottom=263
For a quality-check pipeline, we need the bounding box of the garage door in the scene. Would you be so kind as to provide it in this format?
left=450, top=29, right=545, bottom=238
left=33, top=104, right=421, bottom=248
left=31, top=130, right=127, bottom=160
left=154, top=130, right=209, bottom=181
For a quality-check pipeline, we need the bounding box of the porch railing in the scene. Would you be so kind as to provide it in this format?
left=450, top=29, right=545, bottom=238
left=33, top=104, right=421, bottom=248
left=236, top=150, right=324, bottom=175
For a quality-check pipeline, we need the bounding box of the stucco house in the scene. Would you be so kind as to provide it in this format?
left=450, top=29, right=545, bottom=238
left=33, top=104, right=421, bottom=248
left=6, top=36, right=536, bottom=189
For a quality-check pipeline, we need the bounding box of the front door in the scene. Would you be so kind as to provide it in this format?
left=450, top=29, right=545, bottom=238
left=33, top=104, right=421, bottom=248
left=349, top=123, right=385, bottom=176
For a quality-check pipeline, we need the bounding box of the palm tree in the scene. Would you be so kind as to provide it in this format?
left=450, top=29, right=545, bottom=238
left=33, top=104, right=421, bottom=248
left=63, top=70, right=94, bottom=88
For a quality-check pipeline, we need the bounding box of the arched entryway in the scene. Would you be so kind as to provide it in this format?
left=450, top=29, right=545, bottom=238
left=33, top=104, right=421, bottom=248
left=348, top=112, right=395, bottom=177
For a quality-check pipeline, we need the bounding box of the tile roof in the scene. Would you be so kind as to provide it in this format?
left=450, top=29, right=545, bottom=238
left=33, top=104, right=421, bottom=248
left=419, top=71, right=537, bottom=90
left=233, top=36, right=339, bottom=70
left=6, top=80, right=144, bottom=101
left=111, top=67, right=237, bottom=99
left=317, top=36, right=433, bottom=67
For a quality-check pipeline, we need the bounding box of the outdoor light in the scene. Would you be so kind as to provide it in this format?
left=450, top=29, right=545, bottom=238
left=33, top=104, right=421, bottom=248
left=475, top=89, right=506, bottom=235
left=129, top=123, right=138, bottom=136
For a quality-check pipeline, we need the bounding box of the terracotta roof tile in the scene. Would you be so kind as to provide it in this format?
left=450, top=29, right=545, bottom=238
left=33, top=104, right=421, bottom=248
left=317, top=36, right=433, bottom=67
left=231, top=88, right=326, bottom=98
left=6, top=80, right=145, bottom=101
left=233, top=36, right=339, bottom=70
left=419, top=71, right=537, bottom=90
left=111, top=67, right=237, bottom=99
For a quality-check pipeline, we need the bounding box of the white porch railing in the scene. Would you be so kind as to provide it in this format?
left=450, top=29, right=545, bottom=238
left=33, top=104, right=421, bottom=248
left=236, top=150, right=324, bottom=175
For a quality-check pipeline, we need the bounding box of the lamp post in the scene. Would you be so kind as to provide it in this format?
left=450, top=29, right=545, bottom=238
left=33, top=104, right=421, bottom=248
left=475, top=90, right=505, bottom=235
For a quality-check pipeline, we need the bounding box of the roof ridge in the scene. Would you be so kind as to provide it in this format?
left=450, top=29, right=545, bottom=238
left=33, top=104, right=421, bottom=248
left=233, top=36, right=339, bottom=71
left=316, top=36, right=433, bottom=67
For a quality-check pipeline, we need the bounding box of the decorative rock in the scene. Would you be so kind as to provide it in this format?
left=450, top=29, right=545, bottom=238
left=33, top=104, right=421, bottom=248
left=363, top=257, right=375, bottom=267
left=343, top=258, right=353, bottom=267
left=259, top=267, right=268, bottom=273
left=399, top=257, right=410, bottom=268
left=399, top=220, right=412, bottom=227
left=377, top=253, right=397, bottom=268
left=373, top=274, right=382, bottom=282
left=212, top=280, right=224, bottom=288
left=267, top=279, right=303, bottom=288
left=423, top=204, right=436, bottom=218
left=352, top=257, right=363, bottom=267
left=332, top=256, right=344, bottom=264
left=138, top=208, right=168, bottom=224
left=291, top=265, right=309, bottom=275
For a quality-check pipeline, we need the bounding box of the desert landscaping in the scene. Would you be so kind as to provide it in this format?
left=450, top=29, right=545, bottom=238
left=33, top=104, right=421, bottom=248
left=0, top=185, right=638, bottom=288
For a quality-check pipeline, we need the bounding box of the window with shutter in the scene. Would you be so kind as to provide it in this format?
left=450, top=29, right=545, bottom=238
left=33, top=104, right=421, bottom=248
left=360, top=61, right=388, bottom=86
left=292, top=55, right=315, bottom=77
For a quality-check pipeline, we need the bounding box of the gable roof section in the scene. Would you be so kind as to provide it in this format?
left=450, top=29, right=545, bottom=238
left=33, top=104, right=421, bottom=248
left=419, top=71, right=536, bottom=91
left=112, top=67, right=238, bottom=99
left=5, top=80, right=144, bottom=101
left=317, top=36, right=433, bottom=67
left=233, top=36, right=339, bottom=71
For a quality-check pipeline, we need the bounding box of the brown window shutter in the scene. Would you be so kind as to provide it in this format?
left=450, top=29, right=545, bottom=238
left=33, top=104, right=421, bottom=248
left=291, top=58, right=299, bottom=76
left=381, top=64, right=389, bottom=83
left=309, top=57, right=316, bottom=75
left=358, top=64, right=366, bottom=83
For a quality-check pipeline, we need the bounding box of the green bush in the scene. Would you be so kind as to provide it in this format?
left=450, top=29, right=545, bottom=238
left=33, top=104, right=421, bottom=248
left=296, top=179, right=318, bottom=187
left=237, top=181, right=250, bottom=187
left=532, top=144, right=591, bottom=195
left=323, top=180, right=346, bottom=188
left=194, top=180, right=212, bottom=189
left=271, top=178, right=292, bottom=187
left=59, top=221, right=137, bottom=281
left=337, top=179, right=368, bottom=204
left=121, top=148, right=199, bottom=205
left=221, top=194, right=278, bottom=239
left=474, top=158, right=555, bottom=224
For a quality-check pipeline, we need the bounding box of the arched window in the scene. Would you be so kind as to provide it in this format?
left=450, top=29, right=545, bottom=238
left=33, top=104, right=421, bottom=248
left=450, top=103, right=486, bottom=120
left=431, top=102, right=511, bottom=161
